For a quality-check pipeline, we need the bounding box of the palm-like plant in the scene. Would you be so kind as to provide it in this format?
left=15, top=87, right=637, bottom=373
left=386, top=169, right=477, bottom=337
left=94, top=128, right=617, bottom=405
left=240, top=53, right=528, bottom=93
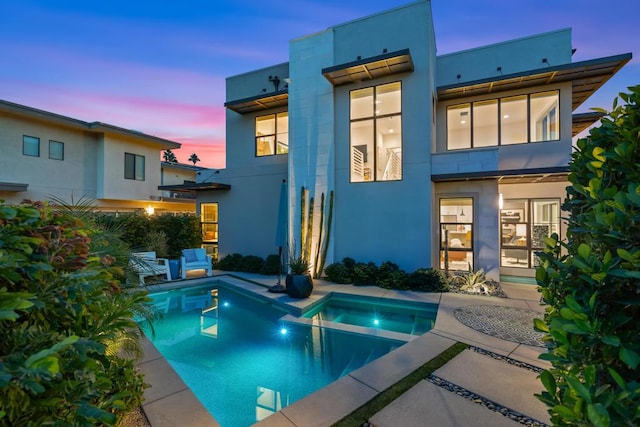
left=188, top=153, right=200, bottom=165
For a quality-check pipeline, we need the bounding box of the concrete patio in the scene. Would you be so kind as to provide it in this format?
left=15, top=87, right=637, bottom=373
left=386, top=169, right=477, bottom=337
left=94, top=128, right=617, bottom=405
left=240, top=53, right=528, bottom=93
left=135, top=272, right=550, bottom=427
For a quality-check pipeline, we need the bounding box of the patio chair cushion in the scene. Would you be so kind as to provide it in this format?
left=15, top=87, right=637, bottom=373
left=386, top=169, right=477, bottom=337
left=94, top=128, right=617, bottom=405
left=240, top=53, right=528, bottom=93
left=183, top=249, right=198, bottom=263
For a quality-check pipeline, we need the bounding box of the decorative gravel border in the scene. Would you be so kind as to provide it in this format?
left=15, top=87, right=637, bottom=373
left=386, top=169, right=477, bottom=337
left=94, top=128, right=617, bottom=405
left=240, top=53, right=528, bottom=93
left=424, top=346, right=549, bottom=426
left=425, top=375, right=550, bottom=427
left=454, top=305, right=546, bottom=347
left=469, top=346, right=544, bottom=374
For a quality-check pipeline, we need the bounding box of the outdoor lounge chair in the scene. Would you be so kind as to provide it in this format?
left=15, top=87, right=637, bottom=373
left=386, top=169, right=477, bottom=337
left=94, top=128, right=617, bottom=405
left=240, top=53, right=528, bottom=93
left=130, top=251, right=172, bottom=285
left=180, top=248, right=213, bottom=279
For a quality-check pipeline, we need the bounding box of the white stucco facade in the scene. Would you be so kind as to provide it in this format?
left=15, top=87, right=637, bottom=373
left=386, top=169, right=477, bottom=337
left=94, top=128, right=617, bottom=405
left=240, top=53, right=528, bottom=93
left=0, top=99, right=195, bottom=214
left=196, top=0, right=631, bottom=281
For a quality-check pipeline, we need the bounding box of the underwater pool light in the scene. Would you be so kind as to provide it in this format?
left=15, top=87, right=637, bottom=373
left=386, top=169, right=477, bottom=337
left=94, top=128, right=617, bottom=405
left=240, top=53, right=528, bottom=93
left=280, top=327, right=288, bottom=335
left=373, top=318, right=380, bottom=326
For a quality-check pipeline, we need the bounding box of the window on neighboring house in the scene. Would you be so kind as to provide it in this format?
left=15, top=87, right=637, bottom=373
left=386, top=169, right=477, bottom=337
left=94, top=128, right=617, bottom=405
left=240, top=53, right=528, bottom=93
left=446, top=90, right=559, bottom=149
left=23, top=135, right=40, bottom=157
left=500, top=198, right=560, bottom=268
left=201, top=203, right=219, bottom=260
left=439, top=197, right=474, bottom=271
left=124, top=153, right=145, bottom=181
left=350, top=81, right=402, bottom=182
left=255, top=112, right=288, bottom=156
left=49, top=140, right=64, bottom=160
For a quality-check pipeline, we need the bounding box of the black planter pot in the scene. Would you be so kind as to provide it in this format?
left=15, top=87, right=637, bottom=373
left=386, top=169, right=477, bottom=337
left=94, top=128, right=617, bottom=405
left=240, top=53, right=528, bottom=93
left=285, top=274, right=313, bottom=298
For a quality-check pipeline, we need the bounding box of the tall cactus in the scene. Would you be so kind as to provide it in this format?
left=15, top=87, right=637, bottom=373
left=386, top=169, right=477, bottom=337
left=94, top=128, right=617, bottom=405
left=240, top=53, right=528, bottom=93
left=313, top=192, right=325, bottom=277
left=316, top=190, right=334, bottom=278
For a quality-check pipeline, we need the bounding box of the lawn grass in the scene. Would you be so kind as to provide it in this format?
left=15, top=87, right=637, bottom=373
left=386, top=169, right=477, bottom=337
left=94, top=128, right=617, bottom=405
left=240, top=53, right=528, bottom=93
left=333, top=341, right=468, bottom=427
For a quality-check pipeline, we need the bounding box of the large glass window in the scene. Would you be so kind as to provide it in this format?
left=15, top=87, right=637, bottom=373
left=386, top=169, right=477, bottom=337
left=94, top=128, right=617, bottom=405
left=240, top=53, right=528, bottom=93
left=124, top=153, right=145, bottom=181
left=530, top=91, right=559, bottom=142
left=500, top=95, right=527, bottom=145
left=473, top=100, right=498, bottom=147
left=439, top=197, right=474, bottom=271
left=446, top=104, right=470, bottom=150
left=500, top=198, right=560, bottom=268
left=446, top=90, right=560, bottom=149
left=256, top=112, right=288, bottom=156
left=49, top=140, right=64, bottom=160
left=350, top=82, right=402, bottom=182
left=23, top=135, right=40, bottom=157
left=201, top=203, right=219, bottom=260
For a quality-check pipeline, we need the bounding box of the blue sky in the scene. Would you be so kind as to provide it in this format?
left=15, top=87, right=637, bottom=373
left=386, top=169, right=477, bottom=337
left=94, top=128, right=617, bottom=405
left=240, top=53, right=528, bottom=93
left=1, top=0, right=637, bottom=167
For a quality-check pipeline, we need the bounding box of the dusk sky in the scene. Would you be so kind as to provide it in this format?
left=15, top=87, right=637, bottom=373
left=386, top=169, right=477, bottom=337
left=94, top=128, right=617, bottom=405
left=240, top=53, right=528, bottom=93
left=1, top=0, right=637, bottom=168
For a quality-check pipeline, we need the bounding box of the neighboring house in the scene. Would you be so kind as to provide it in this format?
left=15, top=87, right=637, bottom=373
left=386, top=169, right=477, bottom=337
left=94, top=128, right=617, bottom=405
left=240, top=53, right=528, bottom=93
left=193, top=0, right=631, bottom=281
left=0, top=99, right=196, bottom=214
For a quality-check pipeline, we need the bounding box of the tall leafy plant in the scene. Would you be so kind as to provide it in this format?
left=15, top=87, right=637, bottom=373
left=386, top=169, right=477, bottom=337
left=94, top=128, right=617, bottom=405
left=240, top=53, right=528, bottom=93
left=0, top=200, right=149, bottom=426
left=535, top=86, right=640, bottom=426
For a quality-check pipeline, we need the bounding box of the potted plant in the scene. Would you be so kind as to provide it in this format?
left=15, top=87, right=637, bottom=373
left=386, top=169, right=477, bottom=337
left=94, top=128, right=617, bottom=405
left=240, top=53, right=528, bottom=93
left=286, top=253, right=313, bottom=298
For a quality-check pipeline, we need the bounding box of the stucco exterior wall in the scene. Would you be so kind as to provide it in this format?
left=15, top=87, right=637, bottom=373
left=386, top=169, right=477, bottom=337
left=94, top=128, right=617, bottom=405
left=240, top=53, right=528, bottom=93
left=0, top=113, right=98, bottom=204
left=329, top=0, right=436, bottom=272
left=436, top=28, right=573, bottom=87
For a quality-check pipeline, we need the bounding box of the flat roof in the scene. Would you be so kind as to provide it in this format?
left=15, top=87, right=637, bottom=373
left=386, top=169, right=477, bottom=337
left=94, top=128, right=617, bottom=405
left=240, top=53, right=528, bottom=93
left=158, top=182, right=231, bottom=192
left=224, top=89, right=288, bottom=114
left=432, top=167, right=569, bottom=184
left=0, top=181, right=29, bottom=192
left=322, top=49, right=414, bottom=86
left=0, top=99, right=181, bottom=149
left=437, top=53, right=632, bottom=110
left=572, top=111, right=605, bottom=136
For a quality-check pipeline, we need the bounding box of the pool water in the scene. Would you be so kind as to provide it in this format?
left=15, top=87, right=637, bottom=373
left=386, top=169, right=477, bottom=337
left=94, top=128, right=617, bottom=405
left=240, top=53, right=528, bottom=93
left=143, top=285, right=402, bottom=427
left=303, top=294, right=438, bottom=336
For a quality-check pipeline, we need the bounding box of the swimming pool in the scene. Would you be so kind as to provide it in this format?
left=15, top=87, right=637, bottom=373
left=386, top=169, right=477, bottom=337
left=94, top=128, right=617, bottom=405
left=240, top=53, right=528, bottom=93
left=143, top=284, right=403, bottom=426
left=302, top=293, right=438, bottom=337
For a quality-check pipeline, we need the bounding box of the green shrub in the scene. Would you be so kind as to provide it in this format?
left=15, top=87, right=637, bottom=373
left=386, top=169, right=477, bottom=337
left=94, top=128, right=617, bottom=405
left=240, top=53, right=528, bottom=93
left=352, top=262, right=379, bottom=286
left=535, top=86, right=640, bottom=426
left=324, top=262, right=352, bottom=284
left=376, top=261, right=407, bottom=289
left=405, top=268, right=449, bottom=292
left=240, top=255, right=265, bottom=273
left=260, top=254, right=282, bottom=275
left=214, top=253, right=244, bottom=271
left=0, top=201, right=148, bottom=426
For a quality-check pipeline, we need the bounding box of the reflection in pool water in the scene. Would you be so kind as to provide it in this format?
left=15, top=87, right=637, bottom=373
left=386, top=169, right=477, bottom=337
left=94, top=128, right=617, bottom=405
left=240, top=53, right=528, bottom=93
left=143, top=285, right=402, bottom=427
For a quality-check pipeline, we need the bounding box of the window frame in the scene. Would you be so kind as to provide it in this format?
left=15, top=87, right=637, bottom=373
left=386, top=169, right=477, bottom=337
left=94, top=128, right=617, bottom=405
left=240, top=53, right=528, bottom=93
left=23, top=135, right=40, bottom=157
left=349, top=81, right=403, bottom=183
left=255, top=111, right=288, bottom=157
left=200, top=202, right=219, bottom=260
left=124, top=152, right=145, bottom=181
left=446, top=89, right=560, bottom=150
left=49, top=140, right=64, bottom=160
left=500, top=198, right=561, bottom=268
left=438, top=197, right=474, bottom=271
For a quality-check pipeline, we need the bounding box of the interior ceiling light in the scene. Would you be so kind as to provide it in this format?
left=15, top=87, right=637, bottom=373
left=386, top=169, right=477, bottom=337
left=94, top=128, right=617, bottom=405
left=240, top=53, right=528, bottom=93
left=503, top=114, right=510, bottom=119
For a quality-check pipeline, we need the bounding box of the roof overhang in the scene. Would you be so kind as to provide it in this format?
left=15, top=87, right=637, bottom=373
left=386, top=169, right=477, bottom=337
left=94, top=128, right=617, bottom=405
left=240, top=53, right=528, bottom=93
left=432, top=167, right=569, bottom=184
left=0, top=181, right=28, bottom=192
left=158, top=182, right=231, bottom=192
left=322, top=48, right=414, bottom=86
left=225, top=89, right=288, bottom=114
left=572, top=111, right=605, bottom=136
left=437, top=53, right=632, bottom=110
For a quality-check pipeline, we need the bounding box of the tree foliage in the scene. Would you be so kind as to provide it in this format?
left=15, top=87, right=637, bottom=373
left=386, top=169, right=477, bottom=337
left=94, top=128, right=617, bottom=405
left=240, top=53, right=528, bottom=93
left=535, top=86, right=640, bottom=426
left=0, top=201, right=149, bottom=426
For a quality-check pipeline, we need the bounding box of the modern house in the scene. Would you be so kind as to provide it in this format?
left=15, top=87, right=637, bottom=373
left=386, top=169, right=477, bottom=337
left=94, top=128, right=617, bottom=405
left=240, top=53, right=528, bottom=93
left=193, top=0, right=631, bottom=281
left=0, top=98, right=198, bottom=214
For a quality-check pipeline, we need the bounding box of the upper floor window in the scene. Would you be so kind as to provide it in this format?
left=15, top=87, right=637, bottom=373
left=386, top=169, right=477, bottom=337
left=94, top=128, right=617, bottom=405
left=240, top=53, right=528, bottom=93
left=447, top=90, right=559, bottom=150
left=350, top=81, right=402, bottom=182
left=124, top=153, right=145, bottom=181
left=23, top=135, right=40, bottom=157
left=49, top=140, right=64, bottom=160
left=256, top=112, right=288, bottom=156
